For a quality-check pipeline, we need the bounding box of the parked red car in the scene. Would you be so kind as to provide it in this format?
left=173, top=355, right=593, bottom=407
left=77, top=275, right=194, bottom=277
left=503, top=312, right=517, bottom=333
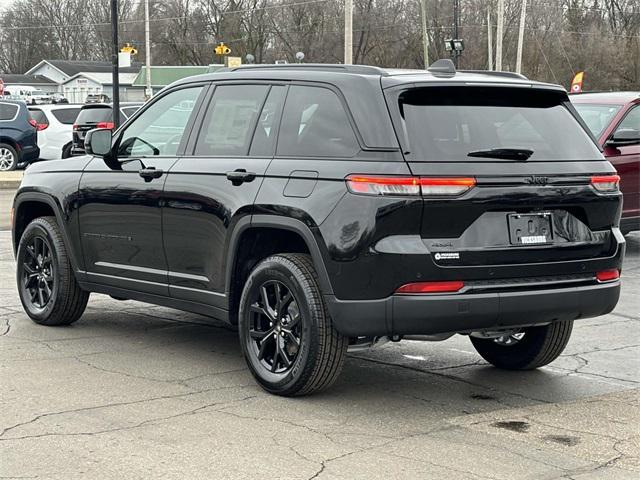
left=571, top=92, right=639, bottom=234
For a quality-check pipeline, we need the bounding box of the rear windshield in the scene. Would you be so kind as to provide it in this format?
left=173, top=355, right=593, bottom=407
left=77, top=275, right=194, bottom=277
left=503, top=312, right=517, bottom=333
left=572, top=103, right=621, bottom=138
left=0, top=103, right=19, bottom=121
left=51, top=108, right=81, bottom=125
left=76, top=107, right=112, bottom=124
left=397, top=87, right=602, bottom=161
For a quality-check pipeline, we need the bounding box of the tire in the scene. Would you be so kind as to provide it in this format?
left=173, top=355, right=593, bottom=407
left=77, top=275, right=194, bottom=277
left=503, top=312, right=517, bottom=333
left=61, top=143, right=72, bottom=159
left=238, top=253, right=348, bottom=396
left=0, top=143, right=18, bottom=171
left=470, top=320, right=573, bottom=370
left=16, top=216, right=89, bottom=326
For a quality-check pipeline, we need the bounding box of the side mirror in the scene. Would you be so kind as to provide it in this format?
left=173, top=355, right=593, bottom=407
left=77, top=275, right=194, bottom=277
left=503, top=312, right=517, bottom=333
left=84, top=128, right=113, bottom=156
left=607, top=128, right=640, bottom=147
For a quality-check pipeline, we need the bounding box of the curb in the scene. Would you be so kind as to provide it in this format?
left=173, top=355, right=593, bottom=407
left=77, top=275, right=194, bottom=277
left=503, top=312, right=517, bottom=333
left=0, top=180, right=21, bottom=190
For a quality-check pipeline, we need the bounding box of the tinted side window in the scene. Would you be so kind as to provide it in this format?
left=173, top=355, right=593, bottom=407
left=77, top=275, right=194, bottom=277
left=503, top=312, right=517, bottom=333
left=616, top=106, right=639, bottom=132
left=118, top=87, right=202, bottom=157
left=29, top=109, right=48, bottom=126
left=250, top=86, right=286, bottom=156
left=194, top=84, right=268, bottom=156
left=0, top=103, right=18, bottom=121
left=277, top=86, right=359, bottom=158
left=51, top=108, right=80, bottom=124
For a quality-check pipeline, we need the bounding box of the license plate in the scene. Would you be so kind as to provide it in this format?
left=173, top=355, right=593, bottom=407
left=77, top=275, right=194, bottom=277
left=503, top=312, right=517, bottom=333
left=508, top=213, right=553, bottom=245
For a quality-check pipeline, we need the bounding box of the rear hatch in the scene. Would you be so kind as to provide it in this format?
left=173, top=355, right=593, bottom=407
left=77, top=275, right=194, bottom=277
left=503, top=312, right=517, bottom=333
left=73, top=106, right=113, bottom=148
left=388, top=85, right=621, bottom=269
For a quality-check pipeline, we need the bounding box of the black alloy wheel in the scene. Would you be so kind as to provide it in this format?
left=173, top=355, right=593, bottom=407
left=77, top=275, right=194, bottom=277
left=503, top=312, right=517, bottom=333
left=20, top=235, right=55, bottom=310
left=247, top=280, right=302, bottom=375
left=239, top=254, right=348, bottom=396
left=16, top=216, right=89, bottom=326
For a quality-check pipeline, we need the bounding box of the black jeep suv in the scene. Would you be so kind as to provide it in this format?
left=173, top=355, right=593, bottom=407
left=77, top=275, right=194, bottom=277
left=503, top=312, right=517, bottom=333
left=12, top=61, right=624, bottom=396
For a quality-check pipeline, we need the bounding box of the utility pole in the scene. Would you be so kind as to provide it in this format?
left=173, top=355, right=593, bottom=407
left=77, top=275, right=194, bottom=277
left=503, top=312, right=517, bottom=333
left=453, top=0, right=460, bottom=67
left=144, top=0, right=152, bottom=99
left=420, top=0, right=429, bottom=68
left=487, top=9, right=493, bottom=70
left=496, top=0, right=504, bottom=71
left=111, top=0, right=120, bottom=128
left=344, top=0, right=353, bottom=64
left=515, top=0, right=527, bottom=74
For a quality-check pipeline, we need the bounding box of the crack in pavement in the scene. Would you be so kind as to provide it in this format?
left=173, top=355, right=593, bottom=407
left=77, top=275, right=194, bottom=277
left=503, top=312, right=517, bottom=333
left=0, top=395, right=257, bottom=442
left=0, top=381, right=255, bottom=440
left=71, top=355, right=247, bottom=388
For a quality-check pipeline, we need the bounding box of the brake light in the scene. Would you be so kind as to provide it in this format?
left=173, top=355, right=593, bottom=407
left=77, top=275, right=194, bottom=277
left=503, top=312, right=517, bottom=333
left=345, top=176, right=476, bottom=196
left=96, top=122, right=115, bottom=129
left=28, top=118, right=37, bottom=128
left=420, top=177, right=477, bottom=196
left=590, top=175, right=620, bottom=193
left=396, top=281, right=465, bottom=294
left=596, top=269, right=619, bottom=282
left=72, top=123, right=78, bottom=130
left=36, top=123, right=48, bottom=131
left=346, top=176, right=420, bottom=195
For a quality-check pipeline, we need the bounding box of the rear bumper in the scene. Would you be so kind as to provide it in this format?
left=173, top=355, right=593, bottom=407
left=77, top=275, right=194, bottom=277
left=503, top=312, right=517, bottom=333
left=325, top=281, right=621, bottom=337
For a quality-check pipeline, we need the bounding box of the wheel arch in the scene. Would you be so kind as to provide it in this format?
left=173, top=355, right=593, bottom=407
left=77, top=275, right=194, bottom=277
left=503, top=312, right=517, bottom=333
left=12, top=192, right=81, bottom=272
left=225, top=215, right=334, bottom=324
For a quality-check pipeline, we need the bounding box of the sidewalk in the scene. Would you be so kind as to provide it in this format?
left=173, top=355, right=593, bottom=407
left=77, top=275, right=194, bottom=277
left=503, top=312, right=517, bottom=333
left=0, top=171, right=22, bottom=189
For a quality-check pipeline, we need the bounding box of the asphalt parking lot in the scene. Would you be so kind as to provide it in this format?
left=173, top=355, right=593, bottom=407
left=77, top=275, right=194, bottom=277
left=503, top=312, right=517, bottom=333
left=0, top=194, right=638, bottom=478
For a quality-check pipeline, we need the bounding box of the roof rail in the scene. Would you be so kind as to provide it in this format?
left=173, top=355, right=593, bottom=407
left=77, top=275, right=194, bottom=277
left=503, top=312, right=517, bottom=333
left=228, top=63, right=389, bottom=76
left=460, top=70, right=528, bottom=80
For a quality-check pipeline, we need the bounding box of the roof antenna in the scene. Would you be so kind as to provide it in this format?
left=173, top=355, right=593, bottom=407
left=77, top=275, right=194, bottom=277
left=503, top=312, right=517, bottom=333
left=427, top=59, right=456, bottom=76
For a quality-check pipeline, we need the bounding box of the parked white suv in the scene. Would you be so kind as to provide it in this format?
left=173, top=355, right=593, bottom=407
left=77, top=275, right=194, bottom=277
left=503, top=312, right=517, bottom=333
left=28, top=104, right=81, bottom=159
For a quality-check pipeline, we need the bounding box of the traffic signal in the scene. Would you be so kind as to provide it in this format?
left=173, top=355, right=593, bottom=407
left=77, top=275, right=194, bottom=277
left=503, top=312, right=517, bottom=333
left=215, top=43, right=231, bottom=55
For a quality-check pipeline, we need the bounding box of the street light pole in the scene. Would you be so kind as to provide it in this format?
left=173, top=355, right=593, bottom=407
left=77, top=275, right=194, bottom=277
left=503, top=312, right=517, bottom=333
left=496, top=0, right=504, bottom=71
left=515, top=0, right=527, bottom=74
left=453, top=0, right=459, bottom=67
left=344, top=0, right=353, bottom=64
left=144, top=0, right=152, bottom=99
left=111, top=0, right=120, bottom=128
left=487, top=8, right=493, bottom=70
left=420, top=0, right=429, bottom=68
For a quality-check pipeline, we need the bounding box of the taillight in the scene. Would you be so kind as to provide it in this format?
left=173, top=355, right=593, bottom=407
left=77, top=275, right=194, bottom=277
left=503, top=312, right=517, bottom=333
left=346, top=176, right=420, bottom=196
left=591, top=175, right=620, bottom=193
left=96, top=122, right=115, bottom=129
left=420, top=177, right=477, bottom=196
left=596, top=269, right=619, bottom=282
left=72, top=123, right=78, bottom=130
left=36, top=123, right=48, bottom=131
left=396, top=281, right=465, bottom=294
left=345, top=175, right=476, bottom=197
left=28, top=118, right=37, bottom=128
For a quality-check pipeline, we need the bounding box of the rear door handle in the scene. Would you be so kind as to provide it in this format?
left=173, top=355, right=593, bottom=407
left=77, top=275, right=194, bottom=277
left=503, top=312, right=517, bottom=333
left=226, top=169, right=256, bottom=185
left=139, top=167, right=164, bottom=182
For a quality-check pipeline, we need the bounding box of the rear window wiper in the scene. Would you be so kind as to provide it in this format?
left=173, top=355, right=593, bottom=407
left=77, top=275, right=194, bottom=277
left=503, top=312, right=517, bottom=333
left=467, top=148, right=534, bottom=161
